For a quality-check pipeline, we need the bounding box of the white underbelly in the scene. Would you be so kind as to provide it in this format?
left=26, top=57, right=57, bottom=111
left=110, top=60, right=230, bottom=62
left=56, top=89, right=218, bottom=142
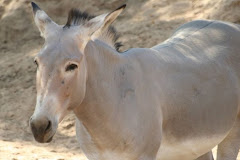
left=156, top=135, right=224, bottom=160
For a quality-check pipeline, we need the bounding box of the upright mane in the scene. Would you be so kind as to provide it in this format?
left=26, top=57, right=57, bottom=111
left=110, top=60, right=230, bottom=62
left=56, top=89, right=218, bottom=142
left=64, top=9, right=122, bottom=51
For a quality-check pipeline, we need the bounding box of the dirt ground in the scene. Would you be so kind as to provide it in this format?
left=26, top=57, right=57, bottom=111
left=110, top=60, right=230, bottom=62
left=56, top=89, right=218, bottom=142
left=1, top=0, right=240, bottom=159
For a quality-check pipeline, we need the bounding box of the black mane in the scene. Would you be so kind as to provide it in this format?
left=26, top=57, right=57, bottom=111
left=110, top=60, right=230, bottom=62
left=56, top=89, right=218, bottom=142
left=64, top=9, right=122, bottom=51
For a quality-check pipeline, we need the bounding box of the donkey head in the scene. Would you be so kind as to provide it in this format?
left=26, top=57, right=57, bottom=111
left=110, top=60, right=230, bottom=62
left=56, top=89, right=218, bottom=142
left=29, top=2, right=125, bottom=143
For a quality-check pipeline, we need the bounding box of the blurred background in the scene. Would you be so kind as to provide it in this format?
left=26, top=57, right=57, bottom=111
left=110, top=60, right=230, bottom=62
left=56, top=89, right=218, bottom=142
left=1, top=0, right=240, bottom=159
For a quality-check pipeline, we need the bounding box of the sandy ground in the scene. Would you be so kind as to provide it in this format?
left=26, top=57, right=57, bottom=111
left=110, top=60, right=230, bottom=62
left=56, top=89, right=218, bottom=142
left=1, top=0, right=240, bottom=159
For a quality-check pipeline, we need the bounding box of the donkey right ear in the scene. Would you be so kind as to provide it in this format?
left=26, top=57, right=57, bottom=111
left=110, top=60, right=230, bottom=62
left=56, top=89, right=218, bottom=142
left=31, top=2, right=59, bottom=38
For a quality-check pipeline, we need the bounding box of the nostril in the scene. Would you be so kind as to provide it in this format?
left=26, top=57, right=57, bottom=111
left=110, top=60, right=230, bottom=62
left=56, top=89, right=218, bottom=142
left=45, top=120, right=52, bottom=132
left=30, top=121, right=36, bottom=132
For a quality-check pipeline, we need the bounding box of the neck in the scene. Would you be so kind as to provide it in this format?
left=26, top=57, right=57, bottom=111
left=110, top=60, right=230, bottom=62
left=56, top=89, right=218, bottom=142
left=73, top=40, right=123, bottom=137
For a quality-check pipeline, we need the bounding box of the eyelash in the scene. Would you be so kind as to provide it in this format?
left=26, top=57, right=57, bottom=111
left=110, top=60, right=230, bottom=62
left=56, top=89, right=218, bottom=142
left=65, top=64, right=78, bottom=72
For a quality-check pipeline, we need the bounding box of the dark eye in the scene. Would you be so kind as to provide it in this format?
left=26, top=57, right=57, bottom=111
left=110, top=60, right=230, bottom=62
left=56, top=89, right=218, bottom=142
left=66, top=64, right=78, bottom=72
left=34, top=59, right=38, bottom=68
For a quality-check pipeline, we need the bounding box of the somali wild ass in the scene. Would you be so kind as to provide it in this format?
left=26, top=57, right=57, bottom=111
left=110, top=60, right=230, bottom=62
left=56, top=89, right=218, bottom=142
left=29, top=2, right=240, bottom=160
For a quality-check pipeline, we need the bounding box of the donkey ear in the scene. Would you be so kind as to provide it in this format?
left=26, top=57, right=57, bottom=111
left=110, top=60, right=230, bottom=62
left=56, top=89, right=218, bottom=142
left=31, top=2, right=59, bottom=38
left=86, top=4, right=126, bottom=37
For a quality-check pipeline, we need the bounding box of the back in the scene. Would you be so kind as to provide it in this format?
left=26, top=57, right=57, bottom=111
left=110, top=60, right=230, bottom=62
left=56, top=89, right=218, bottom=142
left=152, top=20, right=240, bottom=70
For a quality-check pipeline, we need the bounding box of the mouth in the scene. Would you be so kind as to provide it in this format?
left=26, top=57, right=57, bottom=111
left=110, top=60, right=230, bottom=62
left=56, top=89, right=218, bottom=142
left=46, top=135, right=53, bottom=143
left=34, top=133, right=54, bottom=143
left=32, top=127, right=56, bottom=143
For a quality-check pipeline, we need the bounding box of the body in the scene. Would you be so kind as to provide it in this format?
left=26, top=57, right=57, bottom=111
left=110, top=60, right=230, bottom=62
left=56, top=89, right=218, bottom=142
left=74, top=20, right=240, bottom=160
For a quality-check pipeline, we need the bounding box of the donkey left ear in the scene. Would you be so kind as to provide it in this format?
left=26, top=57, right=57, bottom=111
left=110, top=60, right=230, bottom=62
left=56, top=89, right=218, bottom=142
left=31, top=2, right=59, bottom=39
left=86, top=4, right=126, bottom=37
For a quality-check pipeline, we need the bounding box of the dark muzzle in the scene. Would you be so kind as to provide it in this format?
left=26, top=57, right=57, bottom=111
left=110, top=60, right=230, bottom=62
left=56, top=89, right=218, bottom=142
left=29, top=116, right=52, bottom=143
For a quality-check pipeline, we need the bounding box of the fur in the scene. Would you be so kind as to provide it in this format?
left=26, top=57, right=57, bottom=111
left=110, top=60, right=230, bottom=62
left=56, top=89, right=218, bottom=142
left=64, top=9, right=122, bottom=51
